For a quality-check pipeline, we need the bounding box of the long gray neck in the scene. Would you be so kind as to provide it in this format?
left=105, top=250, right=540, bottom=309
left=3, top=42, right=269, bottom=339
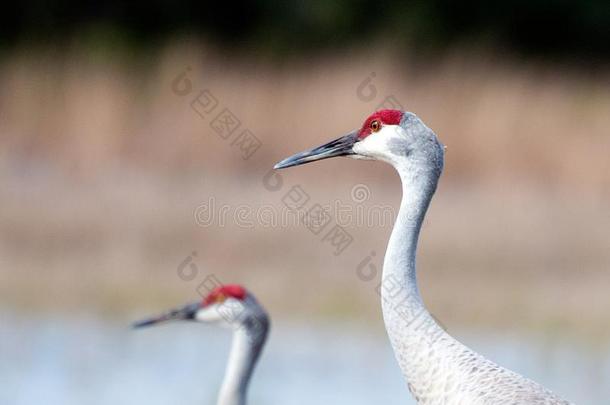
left=383, top=161, right=434, bottom=298
left=381, top=158, right=450, bottom=386
left=217, top=318, right=268, bottom=405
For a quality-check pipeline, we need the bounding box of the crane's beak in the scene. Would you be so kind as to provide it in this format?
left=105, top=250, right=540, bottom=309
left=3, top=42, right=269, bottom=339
left=132, top=302, right=200, bottom=328
left=274, top=130, right=359, bottom=169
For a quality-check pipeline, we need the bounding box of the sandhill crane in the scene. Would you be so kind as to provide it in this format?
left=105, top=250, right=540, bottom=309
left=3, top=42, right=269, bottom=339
left=133, top=284, right=269, bottom=405
left=274, top=109, right=572, bottom=404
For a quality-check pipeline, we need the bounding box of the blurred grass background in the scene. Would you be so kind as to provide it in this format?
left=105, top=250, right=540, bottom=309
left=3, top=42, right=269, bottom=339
left=0, top=1, right=609, bottom=342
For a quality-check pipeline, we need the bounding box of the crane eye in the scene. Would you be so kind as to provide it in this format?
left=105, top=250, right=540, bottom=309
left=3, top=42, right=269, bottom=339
left=370, top=120, right=381, bottom=132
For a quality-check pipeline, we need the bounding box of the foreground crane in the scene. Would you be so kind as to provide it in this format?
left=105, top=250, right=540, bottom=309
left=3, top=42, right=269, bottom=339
left=274, top=109, right=572, bottom=404
left=133, top=284, right=269, bottom=405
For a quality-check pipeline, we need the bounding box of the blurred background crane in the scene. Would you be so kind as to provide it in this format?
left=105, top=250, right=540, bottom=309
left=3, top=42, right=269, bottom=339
left=133, top=285, right=269, bottom=405
left=0, top=1, right=608, bottom=404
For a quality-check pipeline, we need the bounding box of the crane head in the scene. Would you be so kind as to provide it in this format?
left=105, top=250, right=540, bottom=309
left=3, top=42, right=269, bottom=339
left=132, top=284, right=266, bottom=329
left=274, top=109, right=443, bottom=170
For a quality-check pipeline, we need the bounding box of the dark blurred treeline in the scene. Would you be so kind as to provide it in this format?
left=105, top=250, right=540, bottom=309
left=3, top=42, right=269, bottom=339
left=2, top=0, right=609, bottom=62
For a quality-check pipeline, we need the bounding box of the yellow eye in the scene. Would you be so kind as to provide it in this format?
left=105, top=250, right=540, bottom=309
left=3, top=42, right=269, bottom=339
left=215, top=293, right=226, bottom=303
left=371, top=120, right=381, bottom=132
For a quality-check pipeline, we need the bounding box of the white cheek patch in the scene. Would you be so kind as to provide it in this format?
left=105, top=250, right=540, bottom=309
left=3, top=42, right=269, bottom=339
left=196, top=299, right=248, bottom=329
left=353, top=125, right=397, bottom=158
left=195, top=305, right=222, bottom=322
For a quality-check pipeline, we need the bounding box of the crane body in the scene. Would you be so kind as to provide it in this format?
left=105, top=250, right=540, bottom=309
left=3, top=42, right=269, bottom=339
left=275, top=109, right=573, bottom=405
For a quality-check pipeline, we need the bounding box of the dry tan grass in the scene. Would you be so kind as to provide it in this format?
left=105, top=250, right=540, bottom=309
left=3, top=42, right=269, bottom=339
left=0, top=42, right=608, bottom=340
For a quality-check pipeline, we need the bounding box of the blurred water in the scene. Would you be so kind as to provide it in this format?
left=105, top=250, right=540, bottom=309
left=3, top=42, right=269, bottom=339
left=1, top=312, right=607, bottom=405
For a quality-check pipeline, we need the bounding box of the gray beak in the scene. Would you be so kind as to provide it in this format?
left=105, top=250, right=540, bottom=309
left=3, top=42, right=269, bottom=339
left=132, top=302, right=200, bottom=328
left=274, top=130, right=359, bottom=169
